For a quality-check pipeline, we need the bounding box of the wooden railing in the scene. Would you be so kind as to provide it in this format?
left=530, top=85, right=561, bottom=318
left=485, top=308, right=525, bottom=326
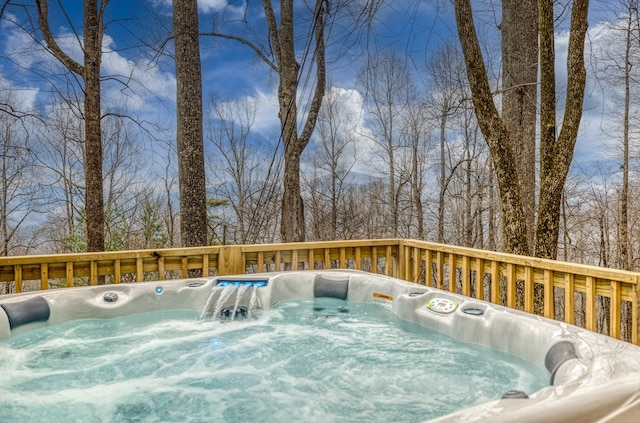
left=1, top=239, right=638, bottom=344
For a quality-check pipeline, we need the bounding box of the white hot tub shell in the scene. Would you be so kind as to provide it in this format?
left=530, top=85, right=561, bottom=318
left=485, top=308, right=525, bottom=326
left=1, top=269, right=640, bottom=422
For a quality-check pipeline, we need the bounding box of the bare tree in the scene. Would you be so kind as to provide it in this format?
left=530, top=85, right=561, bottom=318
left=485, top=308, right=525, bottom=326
left=34, top=0, right=108, bottom=252
left=204, top=1, right=382, bottom=242
left=206, top=94, right=282, bottom=244
left=454, top=0, right=589, bottom=258
left=0, top=106, right=42, bottom=255
left=34, top=103, right=86, bottom=252
left=359, top=51, right=413, bottom=238
left=427, top=42, right=468, bottom=244
left=304, top=87, right=358, bottom=241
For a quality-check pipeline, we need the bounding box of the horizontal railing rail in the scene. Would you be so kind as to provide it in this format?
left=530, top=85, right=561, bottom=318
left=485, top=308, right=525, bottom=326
left=1, top=239, right=638, bottom=344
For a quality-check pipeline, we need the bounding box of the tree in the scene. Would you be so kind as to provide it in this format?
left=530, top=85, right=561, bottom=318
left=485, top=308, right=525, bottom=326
left=501, top=0, right=538, bottom=251
left=454, top=0, right=589, bottom=259
left=593, top=1, right=640, bottom=270
left=34, top=103, right=86, bottom=253
left=359, top=51, right=413, bottom=238
left=0, top=104, right=42, bottom=255
left=427, top=42, right=468, bottom=244
left=264, top=0, right=326, bottom=242
left=172, top=0, right=207, bottom=247
left=35, top=0, right=107, bottom=252
left=204, top=1, right=380, bottom=242
left=304, top=87, right=359, bottom=241
left=535, top=0, right=589, bottom=259
left=206, top=94, right=282, bottom=244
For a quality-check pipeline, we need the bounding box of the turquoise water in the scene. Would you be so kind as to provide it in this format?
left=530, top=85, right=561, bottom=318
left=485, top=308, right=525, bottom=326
left=0, top=298, right=547, bottom=422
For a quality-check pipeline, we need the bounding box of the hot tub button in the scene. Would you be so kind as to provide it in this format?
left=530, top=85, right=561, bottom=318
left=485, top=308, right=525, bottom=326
left=426, top=298, right=458, bottom=314
left=103, top=292, right=119, bottom=303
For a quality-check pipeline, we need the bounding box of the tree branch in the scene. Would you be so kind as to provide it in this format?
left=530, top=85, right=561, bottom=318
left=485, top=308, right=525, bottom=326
left=200, top=31, right=277, bottom=72
left=35, top=0, right=84, bottom=75
left=299, top=0, right=326, bottom=149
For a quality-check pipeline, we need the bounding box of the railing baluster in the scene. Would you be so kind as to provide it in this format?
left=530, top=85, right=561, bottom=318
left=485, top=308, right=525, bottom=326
left=354, top=247, right=361, bottom=270
left=14, top=265, right=22, bottom=293
left=180, top=257, right=188, bottom=278
left=136, top=257, right=144, bottom=282
left=475, top=257, right=484, bottom=300
left=436, top=251, right=444, bottom=290
left=586, top=276, right=596, bottom=332
left=610, top=281, right=621, bottom=339
left=308, top=249, right=314, bottom=270
left=490, top=260, right=500, bottom=304
left=372, top=246, right=378, bottom=274
left=425, top=250, right=433, bottom=288
left=339, top=247, right=346, bottom=269
left=564, top=273, right=575, bottom=324
left=275, top=251, right=281, bottom=271
left=202, top=253, right=209, bottom=276
left=462, top=256, right=470, bottom=297
left=506, top=263, right=516, bottom=309
left=40, top=263, right=48, bottom=291
left=292, top=249, right=299, bottom=271
left=156, top=257, right=164, bottom=280
left=385, top=245, right=392, bottom=276
left=544, top=270, right=554, bottom=319
left=66, top=262, right=74, bottom=287
left=448, top=253, right=456, bottom=293
left=113, top=259, right=121, bottom=283
left=524, top=266, right=534, bottom=313
left=90, top=261, right=98, bottom=285
left=257, top=252, right=264, bottom=273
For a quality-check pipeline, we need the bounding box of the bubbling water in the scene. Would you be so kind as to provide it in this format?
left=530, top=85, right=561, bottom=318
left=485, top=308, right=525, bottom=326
left=0, top=298, right=548, bottom=422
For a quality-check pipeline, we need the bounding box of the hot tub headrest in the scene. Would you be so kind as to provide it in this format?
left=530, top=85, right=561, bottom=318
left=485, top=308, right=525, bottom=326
left=314, top=274, right=349, bottom=300
left=1, top=296, right=51, bottom=330
left=545, top=341, right=578, bottom=385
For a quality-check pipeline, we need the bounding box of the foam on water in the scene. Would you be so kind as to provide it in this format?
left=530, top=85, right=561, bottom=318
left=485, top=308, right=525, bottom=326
left=0, top=298, right=548, bottom=422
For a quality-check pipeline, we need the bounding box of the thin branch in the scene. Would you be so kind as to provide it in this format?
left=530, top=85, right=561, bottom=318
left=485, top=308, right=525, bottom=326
left=201, top=31, right=277, bottom=72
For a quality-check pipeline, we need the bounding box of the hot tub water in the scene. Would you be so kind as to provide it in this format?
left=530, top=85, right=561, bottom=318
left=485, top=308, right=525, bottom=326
left=0, top=297, right=547, bottom=422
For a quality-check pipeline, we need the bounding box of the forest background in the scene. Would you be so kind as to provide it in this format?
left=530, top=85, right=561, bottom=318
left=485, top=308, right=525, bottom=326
left=0, top=0, right=637, bottom=275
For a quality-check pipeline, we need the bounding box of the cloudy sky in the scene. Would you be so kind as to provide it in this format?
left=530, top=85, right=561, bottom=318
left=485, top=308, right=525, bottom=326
left=0, top=1, right=634, bottom=180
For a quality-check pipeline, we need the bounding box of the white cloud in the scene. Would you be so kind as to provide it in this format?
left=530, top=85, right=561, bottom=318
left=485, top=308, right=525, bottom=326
left=101, top=35, right=176, bottom=110
left=0, top=76, right=38, bottom=113
left=152, top=0, right=231, bottom=13
left=198, top=0, right=229, bottom=13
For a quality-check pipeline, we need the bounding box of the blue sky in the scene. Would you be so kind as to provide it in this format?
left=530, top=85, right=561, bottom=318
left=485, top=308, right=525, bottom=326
left=0, top=1, right=634, bottom=181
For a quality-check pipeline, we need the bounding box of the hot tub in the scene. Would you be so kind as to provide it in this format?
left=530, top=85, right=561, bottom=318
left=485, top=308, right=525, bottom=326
left=1, top=269, right=640, bottom=422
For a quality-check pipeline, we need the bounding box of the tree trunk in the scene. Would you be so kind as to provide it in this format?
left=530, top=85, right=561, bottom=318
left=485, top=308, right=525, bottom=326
left=454, top=0, right=529, bottom=255
left=501, top=0, right=537, bottom=252
left=83, top=0, right=104, bottom=252
left=173, top=0, right=207, bottom=247
left=534, top=0, right=589, bottom=259
left=281, top=146, right=306, bottom=242
left=263, top=0, right=326, bottom=242
left=620, top=9, right=632, bottom=270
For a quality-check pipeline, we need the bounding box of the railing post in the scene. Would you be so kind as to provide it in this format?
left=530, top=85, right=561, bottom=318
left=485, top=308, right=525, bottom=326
left=218, top=245, right=244, bottom=276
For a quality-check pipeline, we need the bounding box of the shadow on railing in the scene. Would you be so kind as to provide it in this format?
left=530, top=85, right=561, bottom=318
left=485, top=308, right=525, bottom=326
left=1, top=239, right=638, bottom=344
